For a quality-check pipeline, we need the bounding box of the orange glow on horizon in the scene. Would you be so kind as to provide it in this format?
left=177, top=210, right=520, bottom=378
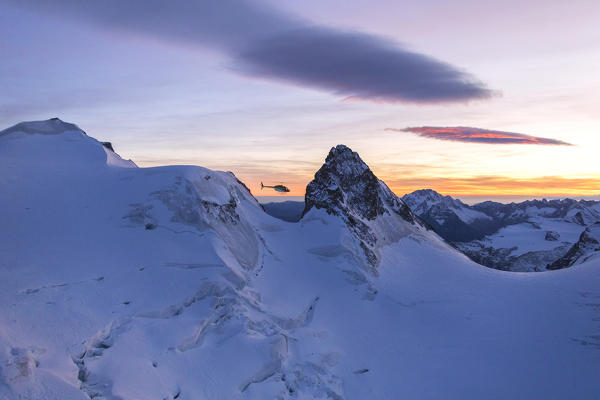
left=384, top=175, right=600, bottom=197
left=247, top=175, right=600, bottom=198
left=137, top=158, right=599, bottom=199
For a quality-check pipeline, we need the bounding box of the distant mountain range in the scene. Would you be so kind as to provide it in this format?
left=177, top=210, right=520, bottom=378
left=402, top=189, right=500, bottom=242
left=401, top=189, right=600, bottom=271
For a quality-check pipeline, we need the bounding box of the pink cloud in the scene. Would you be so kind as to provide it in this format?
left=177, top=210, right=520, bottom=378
left=388, top=126, right=572, bottom=145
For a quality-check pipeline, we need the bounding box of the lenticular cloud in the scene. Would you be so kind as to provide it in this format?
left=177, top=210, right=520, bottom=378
left=5, top=0, right=493, bottom=104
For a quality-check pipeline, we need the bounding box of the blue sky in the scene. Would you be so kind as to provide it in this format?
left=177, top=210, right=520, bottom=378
left=1, top=0, right=599, bottom=197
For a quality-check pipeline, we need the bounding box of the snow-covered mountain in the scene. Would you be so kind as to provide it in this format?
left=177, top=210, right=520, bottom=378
left=403, top=189, right=499, bottom=242
left=303, top=145, right=425, bottom=271
left=403, top=189, right=600, bottom=271
left=1, top=119, right=600, bottom=399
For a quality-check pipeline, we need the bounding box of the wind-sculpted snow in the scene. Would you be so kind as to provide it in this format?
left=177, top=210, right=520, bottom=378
left=151, top=171, right=262, bottom=270
left=1, top=120, right=600, bottom=399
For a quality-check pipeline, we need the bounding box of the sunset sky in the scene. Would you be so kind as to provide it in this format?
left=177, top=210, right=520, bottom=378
left=1, top=0, right=599, bottom=199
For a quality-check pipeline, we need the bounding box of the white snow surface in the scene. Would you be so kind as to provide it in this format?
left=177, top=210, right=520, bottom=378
left=1, top=120, right=600, bottom=399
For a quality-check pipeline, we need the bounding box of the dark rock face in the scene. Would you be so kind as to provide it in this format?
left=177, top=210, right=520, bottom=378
left=303, top=145, right=419, bottom=269
left=303, top=145, right=415, bottom=222
left=548, top=223, right=600, bottom=270
left=101, top=142, right=115, bottom=152
left=573, top=211, right=585, bottom=226
left=304, top=145, right=381, bottom=220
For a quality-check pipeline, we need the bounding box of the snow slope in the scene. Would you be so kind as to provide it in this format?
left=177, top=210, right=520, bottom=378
left=1, top=120, right=599, bottom=399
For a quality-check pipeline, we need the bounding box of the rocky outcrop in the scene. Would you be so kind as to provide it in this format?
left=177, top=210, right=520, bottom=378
left=545, top=231, right=560, bottom=241
left=459, top=242, right=571, bottom=272
left=101, top=142, right=115, bottom=152
left=547, top=223, right=600, bottom=270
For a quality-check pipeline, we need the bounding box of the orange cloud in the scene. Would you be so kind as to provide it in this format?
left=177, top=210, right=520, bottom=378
left=388, top=126, right=572, bottom=145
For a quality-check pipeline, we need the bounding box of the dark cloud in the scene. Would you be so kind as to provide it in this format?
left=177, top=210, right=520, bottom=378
left=4, top=0, right=493, bottom=104
left=388, top=126, right=572, bottom=145
left=237, top=27, right=491, bottom=102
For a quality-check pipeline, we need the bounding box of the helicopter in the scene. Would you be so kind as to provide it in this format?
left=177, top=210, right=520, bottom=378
left=260, top=181, right=290, bottom=193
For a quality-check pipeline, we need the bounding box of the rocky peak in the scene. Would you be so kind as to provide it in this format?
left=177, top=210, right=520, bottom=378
left=302, top=145, right=420, bottom=270
left=304, top=145, right=414, bottom=222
